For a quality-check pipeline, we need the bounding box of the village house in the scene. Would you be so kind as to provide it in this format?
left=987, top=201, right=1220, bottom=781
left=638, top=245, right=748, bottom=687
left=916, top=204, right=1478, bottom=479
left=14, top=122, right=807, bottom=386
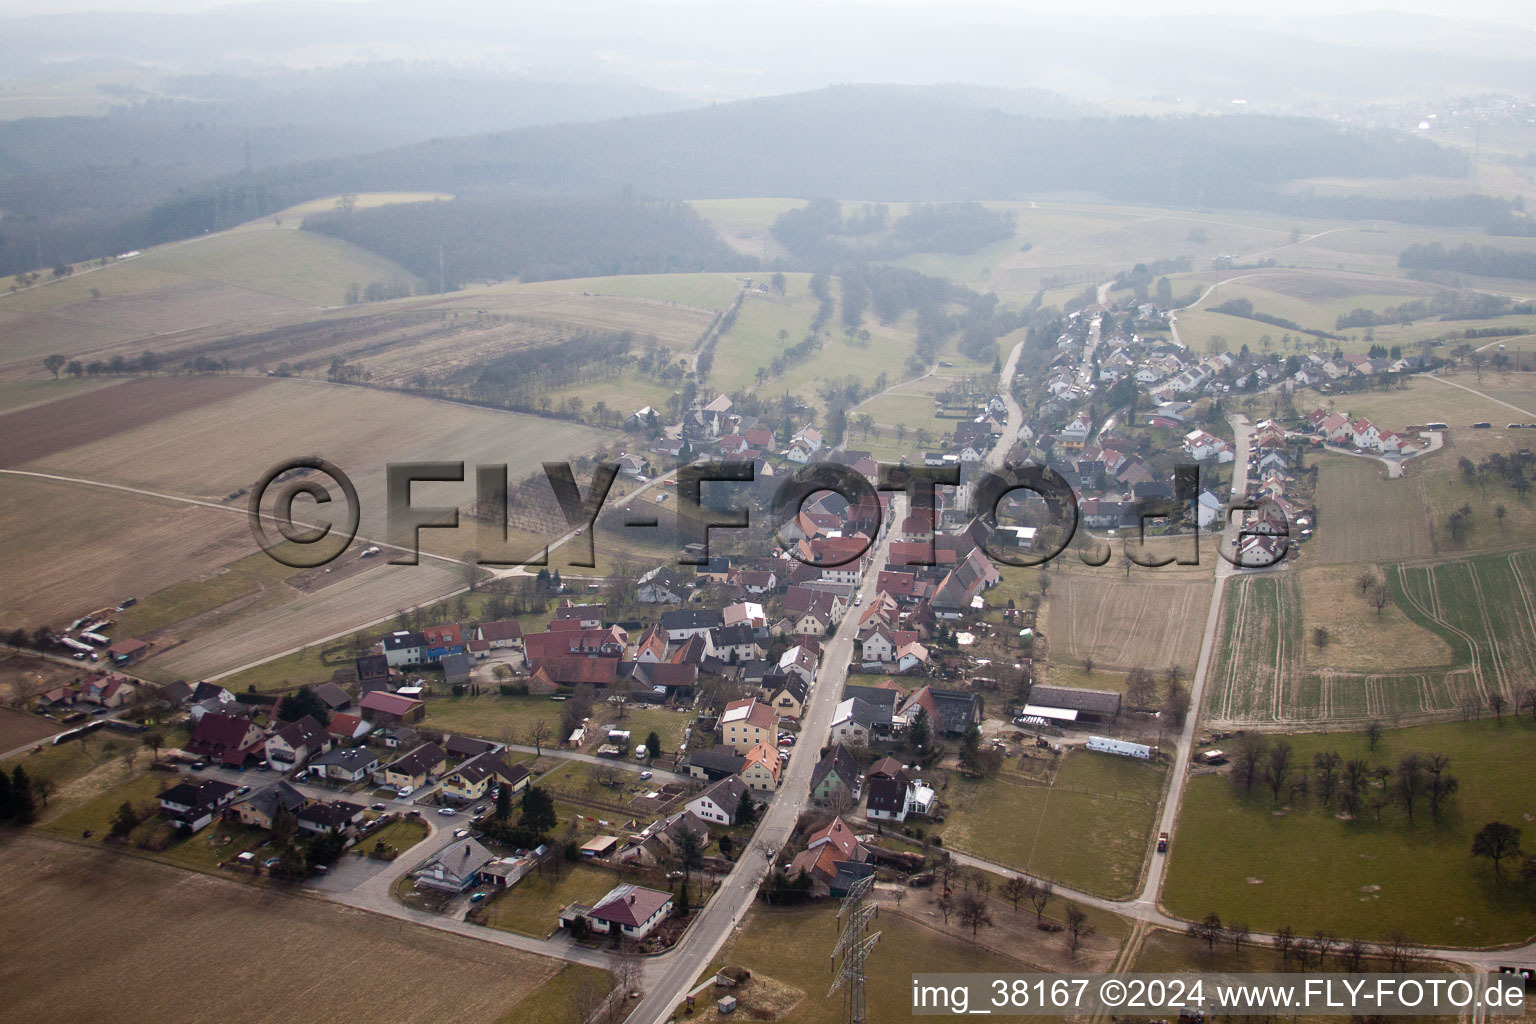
left=264, top=715, right=331, bottom=773
left=718, top=699, right=777, bottom=754
left=159, top=779, right=239, bottom=833
left=382, top=742, right=447, bottom=791
left=685, top=775, right=747, bottom=825
left=559, top=883, right=674, bottom=941
left=309, top=745, right=380, bottom=783
left=415, top=839, right=497, bottom=893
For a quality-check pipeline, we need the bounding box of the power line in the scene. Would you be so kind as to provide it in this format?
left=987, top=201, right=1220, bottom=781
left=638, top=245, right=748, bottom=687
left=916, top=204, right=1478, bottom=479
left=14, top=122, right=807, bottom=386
left=828, top=872, right=881, bottom=1024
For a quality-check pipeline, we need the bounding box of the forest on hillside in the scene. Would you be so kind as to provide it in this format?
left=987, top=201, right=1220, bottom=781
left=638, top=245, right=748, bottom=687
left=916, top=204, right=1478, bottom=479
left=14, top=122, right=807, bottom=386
left=0, top=85, right=1492, bottom=277
left=301, top=197, right=748, bottom=286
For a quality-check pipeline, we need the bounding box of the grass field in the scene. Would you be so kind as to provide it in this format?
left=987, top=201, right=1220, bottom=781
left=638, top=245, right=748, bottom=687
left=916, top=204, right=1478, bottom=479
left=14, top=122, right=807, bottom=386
left=0, top=228, right=422, bottom=374
left=1209, top=549, right=1536, bottom=726
left=0, top=377, right=127, bottom=415
left=1296, top=565, right=1454, bottom=672
left=482, top=861, right=622, bottom=938
left=272, top=191, right=454, bottom=220
left=4, top=375, right=609, bottom=676
left=1392, top=549, right=1536, bottom=712
left=1310, top=454, right=1434, bottom=564
left=937, top=749, right=1167, bottom=898
left=0, top=833, right=581, bottom=1024
left=680, top=901, right=1074, bottom=1024
left=1163, top=717, right=1536, bottom=946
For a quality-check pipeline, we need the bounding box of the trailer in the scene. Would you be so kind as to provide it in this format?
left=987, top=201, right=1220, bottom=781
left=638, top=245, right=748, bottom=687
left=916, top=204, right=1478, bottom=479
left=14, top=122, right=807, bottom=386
left=80, top=631, right=111, bottom=646
left=60, top=637, right=94, bottom=654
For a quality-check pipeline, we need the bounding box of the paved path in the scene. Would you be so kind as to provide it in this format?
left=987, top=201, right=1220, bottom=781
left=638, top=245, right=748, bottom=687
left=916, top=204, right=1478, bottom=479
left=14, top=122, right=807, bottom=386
left=1425, top=372, right=1536, bottom=420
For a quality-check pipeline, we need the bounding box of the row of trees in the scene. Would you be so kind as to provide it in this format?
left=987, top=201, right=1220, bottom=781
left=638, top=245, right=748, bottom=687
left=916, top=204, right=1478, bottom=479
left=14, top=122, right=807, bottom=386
left=1228, top=732, right=1462, bottom=823
left=1188, top=911, right=1423, bottom=971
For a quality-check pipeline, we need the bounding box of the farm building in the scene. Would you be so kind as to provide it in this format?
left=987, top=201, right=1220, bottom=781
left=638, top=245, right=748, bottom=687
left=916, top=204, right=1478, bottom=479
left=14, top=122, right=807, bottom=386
left=1025, top=685, right=1121, bottom=724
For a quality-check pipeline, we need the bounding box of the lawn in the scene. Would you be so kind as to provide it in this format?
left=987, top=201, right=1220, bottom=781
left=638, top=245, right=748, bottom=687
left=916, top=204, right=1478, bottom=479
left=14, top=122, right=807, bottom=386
left=1296, top=564, right=1453, bottom=673
left=360, top=816, right=429, bottom=856
left=1162, top=717, right=1536, bottom=947
left=423, top=692, right=571, bottom=745
left=937, top=748, right=1167, bottom=898
left=0, top=833, right=570, bottom=1024
left=677, top=899, right=1083, bottom=1024
left=1309, top=453, right=1434, bottom=565
left=482, top=861, right=625, bottom=939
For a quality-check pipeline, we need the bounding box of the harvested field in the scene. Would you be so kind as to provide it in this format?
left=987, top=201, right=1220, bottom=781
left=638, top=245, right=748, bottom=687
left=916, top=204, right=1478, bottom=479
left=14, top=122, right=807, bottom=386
left=0, top=375, right=267, bottom=468
left=1310, top=454, right=1433, bottom=565
left=0, top=834, right=581, bottom=1024
left=0, top=474, right=253, bottom=626
left=1037, top=571, right=1212, bottom=675
left=22, top=378, right=610, bottom=539
left=1204, top=573, right=1307, bottom=724
left=0, top=706, right=58, bottom=752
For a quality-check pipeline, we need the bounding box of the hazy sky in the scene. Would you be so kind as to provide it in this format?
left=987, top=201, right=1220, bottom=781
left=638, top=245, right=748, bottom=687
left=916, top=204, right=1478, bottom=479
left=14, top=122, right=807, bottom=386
left=4, top=0, right=1534, bottom=28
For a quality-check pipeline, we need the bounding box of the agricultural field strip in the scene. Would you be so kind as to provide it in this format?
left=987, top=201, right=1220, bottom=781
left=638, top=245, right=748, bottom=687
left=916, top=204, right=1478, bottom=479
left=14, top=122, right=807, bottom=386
left=0, top=467, right=470, bottom=570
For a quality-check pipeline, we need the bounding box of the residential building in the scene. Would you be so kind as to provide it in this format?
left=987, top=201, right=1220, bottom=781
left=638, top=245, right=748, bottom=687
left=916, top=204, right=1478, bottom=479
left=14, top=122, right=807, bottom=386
left=359, top=690, right=426, bottom=726
left=441, top=754, right=531, bottom=804
left=158, top=779, right=238, bottom=833
left=264, top=715, right=331, bottom=773
left=230, top=781, right=308, bottom=829
left=560, top=884, right=673, bottom=940
left=383, top=742, right=447, bottom=791
left=414, top=839, right=497, bottom=893
left=719, top=699, right=776, bottom=755
left=310, top=746, right=380, bottom=783
left=740, top=742, right=782, bottom=791
left=685, top=776, right=747, bottom=825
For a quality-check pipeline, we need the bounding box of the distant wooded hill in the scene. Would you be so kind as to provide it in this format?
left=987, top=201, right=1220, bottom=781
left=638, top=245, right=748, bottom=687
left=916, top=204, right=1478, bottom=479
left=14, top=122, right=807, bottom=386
left=0, top=84, right=1494, bottom=278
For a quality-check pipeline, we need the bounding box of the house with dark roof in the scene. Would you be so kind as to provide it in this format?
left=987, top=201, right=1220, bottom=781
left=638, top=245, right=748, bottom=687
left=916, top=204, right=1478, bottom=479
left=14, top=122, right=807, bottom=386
left=685, top=775, right=747, bottom=825
left=158, top=779, right=238, bottom=832
left=765, top=674, right=809, bottom=719
left=660, top=608, right=724, bottom=641
left=811, top=745, right=861, bottom=804
left=381, top=630, right=425, bottom=668
left=186, top=712, right=266, bottom=768
left=440, top=651, right=472, bottom=686
left=310, top=745, right=380, bottom=783
left=682, top=747, right=747, bottom=782
left=441, top=753, right=530, bottom=804
left=264, top=715, right=331, bottom=773
left=230, top=781, right=309, bottom=829
left=415, top=839, right=496, bottom=892
left=354, top=653, right=392, bottom=691
left=383, top=742, right=447, bottom=790
left=829, top=696, right=892, bottom=747
left=297, top=800, right=365, bottom=836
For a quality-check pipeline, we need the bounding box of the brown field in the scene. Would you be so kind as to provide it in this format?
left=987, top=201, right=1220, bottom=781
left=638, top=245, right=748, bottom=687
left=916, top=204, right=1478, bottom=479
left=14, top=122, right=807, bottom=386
left=1309, top=454, right=1433, bottom=565
left=0, top=651, right=96, bottom=703
left=0, top=375, right=268, bottom=468
left=0, top=474, right=253, bottom=627
left=1296, top=565, right=1455, bottom=672
left=0, top=707, right=59, bottom=752
left=0, top=834, right=587, bottom=1024
left=1037, top=569, right=1212, bottom=674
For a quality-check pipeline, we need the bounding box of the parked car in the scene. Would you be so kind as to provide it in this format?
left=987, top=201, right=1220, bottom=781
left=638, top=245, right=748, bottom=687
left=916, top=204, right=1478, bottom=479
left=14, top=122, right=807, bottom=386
left=437, top=807, right=457, bottom=816
left=473, top=805, right=487, bottom=815
left=638, top=771, right=653, bottom=781
left=454, top=828, right=470, bottom=839
left=236, top=785, right=252, bottom=796
left=469, top=892, right=490, bottom=904
left=263, top=857, right=281, bottom=868
left=370, top=802, right=387, bottom=811
left=397, top=786, right=414, bottom=797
